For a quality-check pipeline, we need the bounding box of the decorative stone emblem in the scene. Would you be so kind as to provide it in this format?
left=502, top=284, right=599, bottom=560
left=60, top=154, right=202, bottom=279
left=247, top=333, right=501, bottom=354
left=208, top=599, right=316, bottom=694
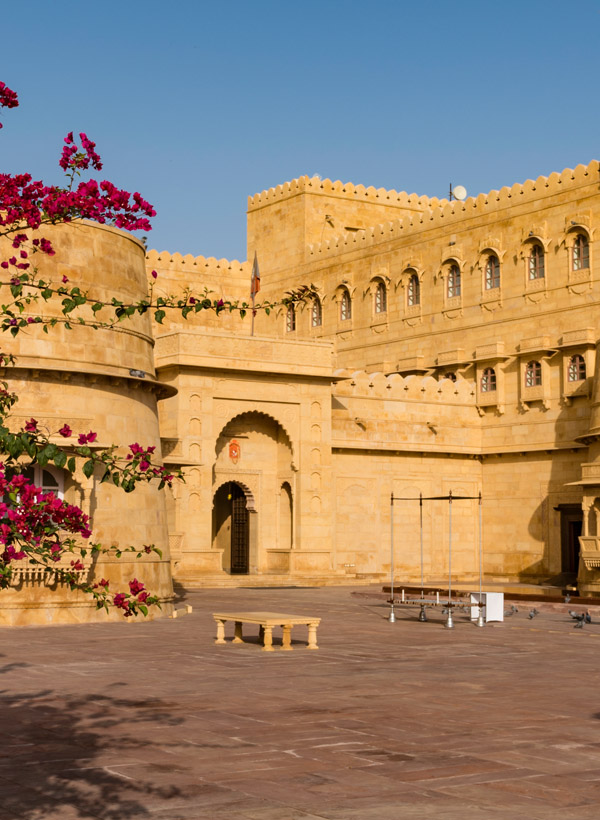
left=229, top=439, right=241, bottom=464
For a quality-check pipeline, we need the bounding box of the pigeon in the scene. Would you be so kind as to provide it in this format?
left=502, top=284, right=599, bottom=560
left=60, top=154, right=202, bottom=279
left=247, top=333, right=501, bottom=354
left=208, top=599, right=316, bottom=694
left=528, top=608, right=539, bottom=620
left=564, top=594, right=571, bottom=604
left=585, top=611, right=592, bottom=624
left=504, top=605, right=518, bottom=616
left=569, top=610, right=583, bottom=620
left=574, top=619, right=585, bottom=629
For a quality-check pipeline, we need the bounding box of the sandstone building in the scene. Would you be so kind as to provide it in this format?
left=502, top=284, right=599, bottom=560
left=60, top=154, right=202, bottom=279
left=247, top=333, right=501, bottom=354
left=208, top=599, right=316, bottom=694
left=4, top=161, right=600, bottom=624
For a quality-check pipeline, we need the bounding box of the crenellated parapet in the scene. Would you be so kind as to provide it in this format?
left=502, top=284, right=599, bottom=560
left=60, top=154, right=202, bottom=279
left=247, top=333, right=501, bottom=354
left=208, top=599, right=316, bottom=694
left=247, top=174, right=438, bottom=212
left=333, top=369, right=476, bottom=405
left=145, top=251, right=251, bottom=332
left=308, top=161, right=600, bottom=260
left=146, top=249, right=250, bottom=281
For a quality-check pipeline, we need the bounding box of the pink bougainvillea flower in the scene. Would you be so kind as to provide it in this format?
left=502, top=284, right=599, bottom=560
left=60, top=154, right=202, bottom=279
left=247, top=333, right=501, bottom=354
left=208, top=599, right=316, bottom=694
left=24, top=418, right=37, bottom=433
left=58, top=424, right=72, bottom=437
left=151, top=270, right=157, bottom=279
left=129, top=578, right=145, bottom=596
left=78, top=431, right=97, bottom=445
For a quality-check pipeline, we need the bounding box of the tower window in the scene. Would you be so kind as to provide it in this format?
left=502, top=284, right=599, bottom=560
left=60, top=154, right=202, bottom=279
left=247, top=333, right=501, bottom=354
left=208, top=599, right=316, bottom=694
left=340, top=288, right=352, bottom=321
left=573, top=234, right=589, bottom=271
left=528, top=243, right=545, bottom=279
left=407, top=273, right=420, bottom=306
left=374, top=281, right=387, bottom=314
left=311, top=297, right=322, bottom=327
left=447, top=264, right=461, bottom=298
left=485, top=255, right=500, bottom=289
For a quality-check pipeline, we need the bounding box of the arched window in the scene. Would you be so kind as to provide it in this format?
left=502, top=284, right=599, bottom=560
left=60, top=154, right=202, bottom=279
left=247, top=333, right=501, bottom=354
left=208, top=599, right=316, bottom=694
left=528, top=244, right=545, bottom=279
left=481, top=367, right=496, bottom=392
left=568, top=354, right=586, bottom=382
left=374, top=281, right=387, bottom=314
left=22, top=465, right=64, bottom=499
left=525, top=360, right=542, bottom=387
left=573, top=234, right=590, bottom=271
left=447, top=264, right=461, bottom=298
left=485, top=254, right=500, bottom=289
left=340, top=288, right=352, bottom=321
left=407, top=273, right=420, bottom=306
left=310, top=296, right=322, bottom=327
left=285, top=304, right=296, bottom=332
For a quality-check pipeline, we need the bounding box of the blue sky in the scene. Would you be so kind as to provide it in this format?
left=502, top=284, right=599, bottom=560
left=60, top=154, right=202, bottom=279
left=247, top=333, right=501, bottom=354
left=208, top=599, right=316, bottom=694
left=2, top=0, right=599, bottom=261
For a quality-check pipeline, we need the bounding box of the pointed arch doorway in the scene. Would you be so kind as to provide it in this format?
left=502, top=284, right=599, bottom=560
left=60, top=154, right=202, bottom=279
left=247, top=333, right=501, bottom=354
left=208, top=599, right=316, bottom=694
left=213, top=482, right=255, bottom=574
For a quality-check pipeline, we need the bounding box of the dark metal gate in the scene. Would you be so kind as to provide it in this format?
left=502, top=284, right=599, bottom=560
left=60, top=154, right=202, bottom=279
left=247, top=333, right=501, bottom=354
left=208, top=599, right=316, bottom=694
left=230, top=484, right=249, bottom=574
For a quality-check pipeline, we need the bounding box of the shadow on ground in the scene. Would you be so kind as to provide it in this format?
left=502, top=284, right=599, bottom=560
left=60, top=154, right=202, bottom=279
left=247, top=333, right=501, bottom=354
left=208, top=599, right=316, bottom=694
left=0, top=659, right=185, bottom=820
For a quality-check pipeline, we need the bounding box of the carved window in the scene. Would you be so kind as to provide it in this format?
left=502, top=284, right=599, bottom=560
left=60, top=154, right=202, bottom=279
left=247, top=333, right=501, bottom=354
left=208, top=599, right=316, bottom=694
left=573, top=234, right=590, bottom=271
left=525, top=360, right=542, bottom=387
left=407, top=273, right=420, bottom=306
left=311, top=297, right=322, bottom=327
left=481, top=367, right=496, bottom=392
left=447, top=265, right=461, bottom=298
left=528, top=244, right=545, bottom=280
left=374, top=281, right=387, bottom=314
left=568, top=354, right=586, bottom=382
left=286, top=304, right=296, bottom=332
left=340, top=288, right=352, bottom=321
left=485, top=255, right=500, bottom=290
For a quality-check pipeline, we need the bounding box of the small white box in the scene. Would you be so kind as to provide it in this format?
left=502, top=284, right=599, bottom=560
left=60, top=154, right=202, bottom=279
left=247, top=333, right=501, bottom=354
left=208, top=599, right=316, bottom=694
left=470, top=592, right=504, bottom=622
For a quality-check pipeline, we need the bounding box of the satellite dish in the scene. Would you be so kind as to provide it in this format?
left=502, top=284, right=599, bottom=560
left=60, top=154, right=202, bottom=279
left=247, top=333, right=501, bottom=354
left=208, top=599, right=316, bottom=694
left=452, top=185, right=467, bottom=201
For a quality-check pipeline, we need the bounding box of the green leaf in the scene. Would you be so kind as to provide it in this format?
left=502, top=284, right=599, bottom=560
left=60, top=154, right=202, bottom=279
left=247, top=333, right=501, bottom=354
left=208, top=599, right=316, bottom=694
left=154, top=309, right=165, bottom=324
left=139, top=604, right=148, bottom=617
left=82, top=460, right=95, bottom=479
left=54, top=450, right=67, bottom=469
left=67, top=457, right=76, bottom=473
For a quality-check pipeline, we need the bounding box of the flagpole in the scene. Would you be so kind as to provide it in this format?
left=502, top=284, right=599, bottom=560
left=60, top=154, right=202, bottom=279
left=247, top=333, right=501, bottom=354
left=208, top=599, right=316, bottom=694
left=250, top=251, right=260, bottom=337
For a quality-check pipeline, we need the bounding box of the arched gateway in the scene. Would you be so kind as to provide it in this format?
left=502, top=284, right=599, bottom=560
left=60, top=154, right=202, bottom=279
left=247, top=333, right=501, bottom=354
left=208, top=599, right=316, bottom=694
left=212, top=411, right=294, bottom=575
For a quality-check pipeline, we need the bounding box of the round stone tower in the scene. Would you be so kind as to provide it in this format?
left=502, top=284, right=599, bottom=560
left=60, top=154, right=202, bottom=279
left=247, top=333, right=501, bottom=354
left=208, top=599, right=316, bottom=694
left=0, top=221, right=175, bottom=625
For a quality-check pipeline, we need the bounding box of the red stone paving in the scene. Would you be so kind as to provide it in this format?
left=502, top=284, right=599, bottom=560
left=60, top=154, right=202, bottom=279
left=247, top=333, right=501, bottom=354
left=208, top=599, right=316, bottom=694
left=1, top=585, right=600, bottom=819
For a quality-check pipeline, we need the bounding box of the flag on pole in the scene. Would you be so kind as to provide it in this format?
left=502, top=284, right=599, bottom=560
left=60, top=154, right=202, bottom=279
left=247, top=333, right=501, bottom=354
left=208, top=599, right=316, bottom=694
left=250, top=251, right=261, bottom=297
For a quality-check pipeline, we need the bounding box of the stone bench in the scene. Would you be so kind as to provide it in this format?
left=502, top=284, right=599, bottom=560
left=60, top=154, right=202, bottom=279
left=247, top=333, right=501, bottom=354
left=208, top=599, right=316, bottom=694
left=212, top=611, right=320, bottom=651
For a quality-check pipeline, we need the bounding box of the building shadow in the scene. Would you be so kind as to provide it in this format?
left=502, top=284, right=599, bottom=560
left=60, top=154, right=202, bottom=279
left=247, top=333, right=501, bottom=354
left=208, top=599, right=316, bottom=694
left=0, top=664, right=186, bottom=819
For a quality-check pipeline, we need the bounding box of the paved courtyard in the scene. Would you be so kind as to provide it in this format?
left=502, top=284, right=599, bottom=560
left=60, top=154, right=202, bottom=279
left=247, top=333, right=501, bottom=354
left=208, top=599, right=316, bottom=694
left=1, top=585, right=600, bottom=819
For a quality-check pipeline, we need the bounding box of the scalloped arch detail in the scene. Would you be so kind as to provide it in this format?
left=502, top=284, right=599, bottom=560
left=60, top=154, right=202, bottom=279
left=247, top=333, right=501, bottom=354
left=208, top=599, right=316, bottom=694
left=212, top=478, right=256, bottom=512
left=214, top=409, right=295, bottom=460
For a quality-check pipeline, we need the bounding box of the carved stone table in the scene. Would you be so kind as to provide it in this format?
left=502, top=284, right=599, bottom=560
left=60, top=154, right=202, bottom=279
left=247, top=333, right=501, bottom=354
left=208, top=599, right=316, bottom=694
left=212, top=611, right=321, bottom=651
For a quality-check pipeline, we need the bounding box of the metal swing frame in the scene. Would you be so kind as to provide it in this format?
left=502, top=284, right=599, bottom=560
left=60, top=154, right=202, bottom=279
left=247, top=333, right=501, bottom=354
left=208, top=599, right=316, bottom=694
left=388, top=490, right=484, bottom=629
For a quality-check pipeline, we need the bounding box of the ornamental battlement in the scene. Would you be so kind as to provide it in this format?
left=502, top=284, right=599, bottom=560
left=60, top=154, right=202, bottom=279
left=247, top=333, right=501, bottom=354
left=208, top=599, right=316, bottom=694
left=307, top=161, right=599, bottom=260
left=333, top=369, right=476, bottom=405
left=247, top=174, right=438, bottom=212
left=145, top=249, right=249, bottom=277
